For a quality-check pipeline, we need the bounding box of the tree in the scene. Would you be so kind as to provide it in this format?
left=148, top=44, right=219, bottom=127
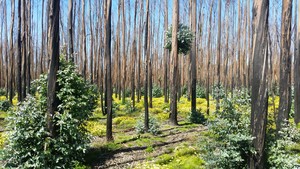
left=81, top=0, right=87, bottom=80
left=21, top=0, right=27, bottom=100
left=144, top=0, right=150, bottom=131
left=16, top=0, right=22, bottom=102
left=131, top=0, right=138, bottom=108
left=122, top=0, right=127, bottom=104
left=206, top=2, right=213, bottom=115
left=249, top=0, right=269, bottom=168
left=216, top=0, right=221, bottom=110
left=68, top=0, right=74, bottom=62
left=164, top=0, right=169, bottom=103
left=295, top=0, right=300, bottom=124
left=9, top=0, right=15, bottom=104
left=104, top=0, right=113, bottom=142
left=190, top=0, right=197, bottom=112
left=277, top=0, right=292, bottom=131
left=169, top=0, right=179, bottom=125
left=47, top=0, right=60, bottom=138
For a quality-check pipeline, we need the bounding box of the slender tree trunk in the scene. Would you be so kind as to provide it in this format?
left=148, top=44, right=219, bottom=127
left=131, top=0, right=138, bottom=108
left=122, top=0, right=127, bottom=104
left=216, top=0, right=221, bottom=110
left=21, top=0, right=27, bottom=100
left=17, top=0, right=22, bottom=102
left=89, top=0, right=94, bottom=82
left=68, top=0, right=74, bottom=62
left=206, top=2, right=213, bottom=115
left=295, top=0, right=300, bottom=124
left=277, top=0, right=292, bottom=131
left=164, top=0, right=169, bottom=103
left=47, top=0, right=60, bottom=138
left=249, top=0, right=269, bottom=168
left=81, top=0, right=87, bottom=80
left=104, top=0, right=113, bottom=142
left=144, top=0, right=150, bottom=131
left=169, top=0, right=179, bottom=125
left=190, top=0, right=197, bottom=112
left=9, top=0, right=15, bottom=103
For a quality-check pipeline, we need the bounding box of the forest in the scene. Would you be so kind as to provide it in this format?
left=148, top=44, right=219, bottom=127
left=0, top=0, right=299, bottom=168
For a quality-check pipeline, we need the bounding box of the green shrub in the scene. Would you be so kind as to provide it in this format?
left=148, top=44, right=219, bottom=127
left=196, top=85, right=206, bottom=98
left=201, top=98, right=254, bottom=169
left=267, top=122, right=300, bottom=168
left=3, top=58, right=98, bottom=168
left=0, top=88, right=6, bottom=96
left=212, top=83, right=225, bottom=100
left=165, top=24, right=194, bottom=55
left=0, top=100, right=11, bottom=111
left=188, top=109, right=206, bottom=124
left=152, top=85, right=163, bottom=98
left=136, top=115, right=160, bottom=135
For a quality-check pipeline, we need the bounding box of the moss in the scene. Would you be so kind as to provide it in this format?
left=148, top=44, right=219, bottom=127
left=85, top=121, right=106, bottom=137
left=113, top=116, right=136, bottom=128
left=167, top=155, right=205, bottom=169
left=0, top=96, right=6, bottom=101
left=150, top=108, right=163, bottom=114
left=145, top=146, right=154, bottom=153
left=155, top=154, right=174, bottom=165
left=156, top=113, right=169, bottom=121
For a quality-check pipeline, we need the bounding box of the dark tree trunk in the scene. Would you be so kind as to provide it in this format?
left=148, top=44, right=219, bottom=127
left=278, top=0, right=293, bottom=131
left=295, top=0, right=300, bottom=124
left=47, top=0, right=60, bottom=138
left=9, top=0, right=15, bottom=104
left=17, top=0, right=22, bottom=102
left=249, top=0, right=269, bottom=168
left=190, top=0, right=197, bottom=112
left=68, top=0, right=74, bottom=62
left=144, top=0, right=150, bottom=131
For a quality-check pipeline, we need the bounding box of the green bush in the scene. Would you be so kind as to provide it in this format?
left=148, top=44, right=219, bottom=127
left=196, top=85, right=206, bottom=98
left=165, top=24, right=194, bottom=55
left=0, top=100, right=11, bottom=111
left=136, top=115, right=160, bottom=135
left=188, top=109, right=206, bottom=124
left=212, top=83, right=225, bottom=100
left=201, top=99, right=254, bottom=169
left=267, top=122, right=300, bottom=168
left=0, top=88, right=6, bottom=96
left=3, top=58, right=98, bottom=168
left=152, top=85, right=163, bottom=98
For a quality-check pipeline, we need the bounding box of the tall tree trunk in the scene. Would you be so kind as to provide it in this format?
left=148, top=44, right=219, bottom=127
left=47, top=0, right=60, bottom=138
left=104, top=0, right=113, bottom=142
left=21, top=0, right=27, bottom=100
left=68, top=0, right=74, bottom=62
left=9, top=0, right=15, bottom=103
left=206, top=2, right=213, bottom=115
left=89, top=0, right=94, bottom=82
left=277, top=0, right=292, bottom=131
left=81, top=0, right=87, bottom=80
left=122, top=0, right=127, bottom=104
left=17, top=0, right=22, bottom=102
left=190, top=0, right=197, bottom=112
left=144, top=0, right=150, bottom=131
left=26, top=0, right=31, bottom=95
left=249, top=0, right=269, bottom=168
left=169, top=0, right=179, bottom=125
left=295, top=0, right=300, bottom=124
left=131, top=0, right=137, bottom=108
left=216, top=0, right=221, bottom=110
left=164, top=0, right=169, bottom=103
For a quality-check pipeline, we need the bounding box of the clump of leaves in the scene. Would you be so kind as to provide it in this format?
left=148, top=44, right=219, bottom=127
left=0, top=88, right=6, bottom=96
left=164, top=24, right=194, bottom=55
left=201, top=98, right=254, bottom=169
left=3, top=58, right=98, bottom=168
left=188, top=109, right=206, bottom=124
left=267, top=121, right=300, bottom=168
left=196, top=85, right=206, bottom=99
left=136, top=115, right=160, bottom=135
left=152, top=85, right=163, bottom=98
left=212, top=83, right=225, bottom=100
left=0, top=100, right=11, bottom=111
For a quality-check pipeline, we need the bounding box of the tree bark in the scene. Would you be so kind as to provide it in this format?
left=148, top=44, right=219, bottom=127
left=169, top=0, right=179, bottom=125
left=104, top=0, right=113, bottom=142
left=144, top=0, right=150, bottom=131
left=122, top=0, right=127, bottom=104
left=278, top=0, right=292, bottom=131
left=68, top=0, right=74, bottom=62
left=190, top=0, right=197, bottom=112
left=216, top=0, right=221, bottom=110
left=164, top=0, right=169, bottom=103
left=249, top=0, right=269, bottom=168
left=295, top=0, right=300, bottom=124
left=16, top=0, right=22, bottom=102
left=9, top=0, right=15, bottom=104
left=47, top=0, right=60, bottom=138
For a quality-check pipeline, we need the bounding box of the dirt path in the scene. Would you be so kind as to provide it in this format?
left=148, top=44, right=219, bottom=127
left=88, top=124, right=206, bottom=169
